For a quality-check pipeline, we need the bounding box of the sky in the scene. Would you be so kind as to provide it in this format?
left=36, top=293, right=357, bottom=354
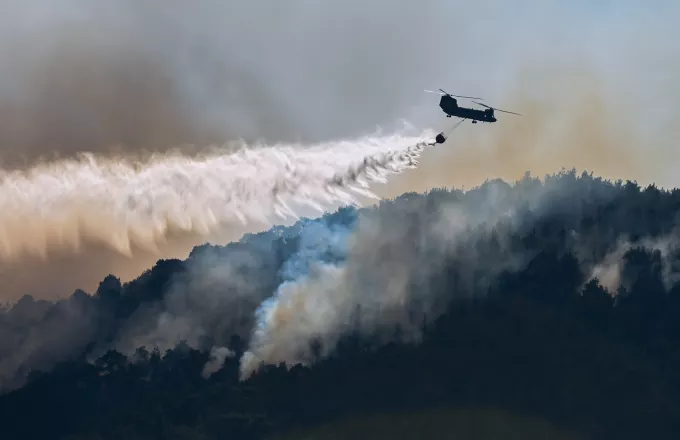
left=0, top=0, right=678, bottom=302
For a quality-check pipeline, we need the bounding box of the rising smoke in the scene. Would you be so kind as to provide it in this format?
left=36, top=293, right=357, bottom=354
left=0, top=171, right=518, bottom=389
left=1, top=1, right=678, bottom=302
left=1, top=0, right=680, bottom=390
left=2, top=168, right=651, bottom=389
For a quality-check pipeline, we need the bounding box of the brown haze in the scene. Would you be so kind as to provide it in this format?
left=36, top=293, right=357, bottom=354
left=378, top=61, right=680, bottom=199
left=0, top=35, right=222, bottom=168
left=0, top=1, right=678, bottom=303
left=0, top=38, right=225, bottom=303
left=0, top=227, right=265, bottom=304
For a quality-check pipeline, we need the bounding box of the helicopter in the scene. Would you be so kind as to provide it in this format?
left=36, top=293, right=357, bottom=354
left=425, top=89, right=521, bottom=124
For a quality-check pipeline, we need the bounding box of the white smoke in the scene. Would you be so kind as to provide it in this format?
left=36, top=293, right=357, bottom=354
left=202, top=346, right=235, bottom=378
left=0, top=127, right=436, bottom=260
left=585, top=225, right=680, bottom=294
left=237, top=184, right=504, bottom=379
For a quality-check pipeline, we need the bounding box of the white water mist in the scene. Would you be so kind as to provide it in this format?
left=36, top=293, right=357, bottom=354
left=0, top=128, right=436, bottom=259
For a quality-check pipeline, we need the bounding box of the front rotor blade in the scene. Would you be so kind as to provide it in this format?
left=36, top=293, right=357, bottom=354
left=472, top=101, right=492, bottom=109
left=432, top=89, right=483, bottom=100
left=451, top=94, right=483, bottom=100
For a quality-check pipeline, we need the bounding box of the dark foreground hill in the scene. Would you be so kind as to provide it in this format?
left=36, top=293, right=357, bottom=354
left=2, top=169, right=680, bottom=439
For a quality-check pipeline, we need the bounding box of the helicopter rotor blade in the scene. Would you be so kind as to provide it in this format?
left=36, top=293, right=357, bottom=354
left=453, top=94, right=484, bottom=100
left=424, top=89, right=446, bottom=95
left=442, top=88, right=483, bottom=100
left=472, top=101, right=522, bottom=116
left=472, top=101, right=492, bottom=109
left=495, top=108, right=522, bottom=116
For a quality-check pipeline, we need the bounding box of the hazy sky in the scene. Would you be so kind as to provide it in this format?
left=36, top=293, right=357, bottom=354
left=0, top=0, right=678, bottom=302
left=1, top=1, right=675, bottom=158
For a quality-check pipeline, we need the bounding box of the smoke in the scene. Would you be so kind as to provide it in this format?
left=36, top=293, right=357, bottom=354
left=1, top=1, right=678, bottom=302
left=0, top=131, right=447, bottom=389
left=0, top=0, right=447, bottom=301
left=1, top=0, right=680, bottom=386
left=109, top=175, right=549, bottom=380
left=2, top=169, right=678, bottom=390
left=0, top=0, right=443, bottom=167
left=372, top=3, right=680, bottom=197
left=586, top=223, right=680, bottom=294
left=237, top=180, right=529, bottom=378
left=379, top=61, right=680, bottom=200
left=202, top=346, right=235, bottom=379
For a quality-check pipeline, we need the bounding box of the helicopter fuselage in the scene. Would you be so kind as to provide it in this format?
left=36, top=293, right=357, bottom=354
left=439, top=95, right=496, bottom=123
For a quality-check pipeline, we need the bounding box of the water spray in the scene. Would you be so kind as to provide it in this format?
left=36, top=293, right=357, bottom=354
left=0, top=130, right=437, bottom=260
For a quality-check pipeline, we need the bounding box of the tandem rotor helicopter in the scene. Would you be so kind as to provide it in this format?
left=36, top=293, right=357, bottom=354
left=426, top=88, right=521, bottom=144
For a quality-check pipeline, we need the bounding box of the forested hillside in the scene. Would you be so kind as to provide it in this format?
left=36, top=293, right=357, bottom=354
left=2, top=170, right=680, bottom=439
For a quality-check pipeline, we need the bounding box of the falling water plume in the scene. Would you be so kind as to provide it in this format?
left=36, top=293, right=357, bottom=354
left=0, top=129, right=437, bottom=260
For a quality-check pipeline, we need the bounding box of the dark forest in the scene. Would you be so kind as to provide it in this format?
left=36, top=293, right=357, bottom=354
left=2, top=169, right=680, bottom=439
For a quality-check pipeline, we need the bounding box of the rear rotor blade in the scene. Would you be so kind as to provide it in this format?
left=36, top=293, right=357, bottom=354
left=472, top=101, right=521, bottom=116
left=495, top=108, right=522, bottom=116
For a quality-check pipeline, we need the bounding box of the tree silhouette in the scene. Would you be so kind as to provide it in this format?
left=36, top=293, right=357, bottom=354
left=2, top=171, right=680, bottom=439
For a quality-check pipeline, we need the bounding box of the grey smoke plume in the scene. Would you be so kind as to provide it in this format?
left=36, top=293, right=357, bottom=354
left=585, top=224, right=680, bottom=294
left=1, top=0, right=680, bottom=387
left=202, top=346, right=235, bottom=379
left=1, top=170, right=675, bottom=390
left=108, top=172, right=611, bottom=380
left=237, top=179, right=531, bottom=377
left=0, top=0, right=444, bottom=167
left=0, top=131, right=443, bottom=389
left=2, top=1, right=679, bottom=304
left=3, top=1, right=673, bottom=168
left=0, top=0, right=453, bottom=301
